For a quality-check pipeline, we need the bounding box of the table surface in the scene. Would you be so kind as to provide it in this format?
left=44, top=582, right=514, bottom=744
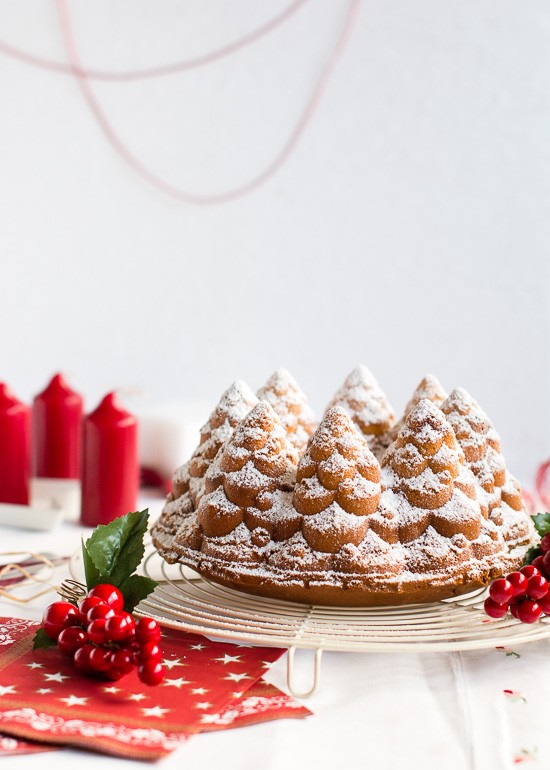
left=1, top=494, right=547, bottom=770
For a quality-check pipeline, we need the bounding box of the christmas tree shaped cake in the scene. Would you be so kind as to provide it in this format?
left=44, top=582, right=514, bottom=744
left=256, top=368, right=315, bottom=453
left=390, top=374, right=448, bottom=443
left=152, top=380, right=258, bottom=560
left=184, top=380, right=258, bottom=507
left=292, top=406, right=381, bottom=553
left=327, top=365, right=395, bottom=457
left=379, top=398, right=485, bottom=542
left=372, top=398, right=508, bottom=592
left=440, top=387, right=534, bottom=547
left=403, top=374, right=448, bottom=416
left=192, top=402, right=300, bottom=564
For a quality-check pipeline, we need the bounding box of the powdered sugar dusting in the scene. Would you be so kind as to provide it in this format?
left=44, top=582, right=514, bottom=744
left=404, top=374, right=448, bottom=415
left=441, top=387, right=532, bottom=547
left=257, top=368, right=315, bottom=452
left=183, top=381, right=258, bottom=506
left=327, top=366, right=395, bottom=450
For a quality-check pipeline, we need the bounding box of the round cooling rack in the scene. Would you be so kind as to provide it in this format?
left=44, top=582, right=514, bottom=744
left=70, top=544, right=550, bottom=698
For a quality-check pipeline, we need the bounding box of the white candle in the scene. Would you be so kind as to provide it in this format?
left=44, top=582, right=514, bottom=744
left=136, top=400, right=210, bottom=482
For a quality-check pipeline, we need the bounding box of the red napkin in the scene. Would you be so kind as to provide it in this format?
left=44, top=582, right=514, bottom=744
left=0, top=617, right=311, bottom=760
left=201, top=678, right=314, bottom=731
left=0, top=735, right=56, bottom=756
left=1, top=680, right=310, bottom=756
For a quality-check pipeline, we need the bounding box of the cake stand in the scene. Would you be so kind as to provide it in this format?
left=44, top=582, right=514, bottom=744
left=71, top=545, right=550, bottom=698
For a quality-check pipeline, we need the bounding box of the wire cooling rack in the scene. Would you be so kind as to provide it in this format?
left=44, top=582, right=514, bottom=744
left=71, top=545, right=550, bottom=697
left=141, top=551, right=550, bottom=696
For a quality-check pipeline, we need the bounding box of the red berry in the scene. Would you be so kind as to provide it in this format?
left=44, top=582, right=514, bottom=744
left=540, top=533, right=550, bottom=554
left=89, top=646, right=111, bottom=673
left=532, top=555, right=548, bottom=577
left=507, top=572, right=528, bottom=597
left=57, top=626, right=88, bottom=656
left=106, top=668, right=126, bottom=681
left=109, top=649, right=135, bottom=677
left=516, top=600, right=542, bottom=624
left=136, top=617, right=161, bottom=643
left=138, top=660, right=164, bottom=686
left=484, top=597, right=508, bottom=619
left=88, top=618, right=108, bottom=645
left=138, top=641, right=162, bottom=663
left=510, top=603, right=521, bottom=619
left=538, top=593, right=550, bottom=614
left=121, top=611, right=136, bottom=632
left=520, top=565, right=540, bottom=579
left=78, top=596, right=105, bottom=624
left=42, top=601, right=79, bottom=640
left=87, top=604, right=115, bottom=623
left=543, top=551, right=550, bottom=576
left=88, top=584, right=124, bottom=612
left=73, top=644, right=95, bottom=674
left=105, top=612, right=135, bottom=643
left=489, top=579, right=514, bottom=605
left=128, top=642, right=141, bottom=664
left=527, top=574, right=549, bottom=600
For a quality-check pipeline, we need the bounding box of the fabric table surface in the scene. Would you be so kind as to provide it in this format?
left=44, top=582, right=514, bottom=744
left=0, top=494, right=547, bottom=770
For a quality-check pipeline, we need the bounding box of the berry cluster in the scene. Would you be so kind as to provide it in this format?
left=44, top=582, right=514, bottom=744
left=484, top=565, right=550, bottom=624
left=528, top=532, right=550, bottom=578
left=41, top=583, right=164, bottom=685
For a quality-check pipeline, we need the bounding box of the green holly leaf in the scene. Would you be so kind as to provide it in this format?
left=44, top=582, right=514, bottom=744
left=82, top=536, right=102, bottom=589
left=82, top=510, right=149, bottom=589
left=532, top=513, right=550, bottom=538
left=523, top=546, right=541, bottom=566
left=33, top=627, right=57, bottom=650
left=119, top=574, right=158, bottom=613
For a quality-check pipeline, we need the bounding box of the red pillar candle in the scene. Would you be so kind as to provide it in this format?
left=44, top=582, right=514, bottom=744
left=81, top=392, right=139, bottom=526
left=33, top=373, right=83, bottom=479
left=0, top=383, right=30, bottom=504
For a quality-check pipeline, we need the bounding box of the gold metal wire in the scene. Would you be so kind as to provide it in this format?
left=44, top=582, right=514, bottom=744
left=0, top=552, right=68, bottom=604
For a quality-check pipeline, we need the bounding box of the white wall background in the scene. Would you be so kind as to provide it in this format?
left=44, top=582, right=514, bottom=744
left=0, top=0, right=548, bottom=482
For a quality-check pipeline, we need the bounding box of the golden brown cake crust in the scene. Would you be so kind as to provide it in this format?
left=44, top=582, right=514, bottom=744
left=326, top=366, right=395, bottom=459
left=256, top=368, right=315, bottom=454
left=168, top=542, right=524, bottom=607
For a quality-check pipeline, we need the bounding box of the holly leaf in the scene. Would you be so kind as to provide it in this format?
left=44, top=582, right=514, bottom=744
left=33, top=627, right=57, bottom=650
left=532, top=513, right=550, bottom=538
left=119, top=574, right=158, bottom=613
left=82, top=536, right=102, bottom=589
left=523, top=546, right=541, bottom=566
left=83, top=510, right=149, bottom=589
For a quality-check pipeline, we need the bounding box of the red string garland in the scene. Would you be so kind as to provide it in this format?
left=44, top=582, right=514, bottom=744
left=0, top=0, right=309, bottom=81
left=0, top=1, right=361, bottom=204
left=54, top=0, right=361, bottom=204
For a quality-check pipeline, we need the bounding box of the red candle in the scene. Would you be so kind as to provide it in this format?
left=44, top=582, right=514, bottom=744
left=80, top=392, right=139, bottom=526
left=0, top=383, right=30, bottom=504
left=33, top=373, right=83, bottom=479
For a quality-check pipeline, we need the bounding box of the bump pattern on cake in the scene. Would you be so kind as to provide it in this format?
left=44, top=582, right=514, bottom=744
left=326, top=366, right=395, bottom=458
left=440, top=387, right=534, bottom=548
left=388, top=374, right=448, bottom=447
left=152, top=380, right=258, bottom=560
left=256, top=368, right=315, bottom=453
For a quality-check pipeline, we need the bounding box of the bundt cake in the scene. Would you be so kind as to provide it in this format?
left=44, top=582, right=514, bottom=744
left=152, top=368, right=535, bottom=606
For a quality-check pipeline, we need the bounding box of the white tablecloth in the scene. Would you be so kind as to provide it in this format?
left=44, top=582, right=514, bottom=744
left=1, top=495, right=547, bottom=770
